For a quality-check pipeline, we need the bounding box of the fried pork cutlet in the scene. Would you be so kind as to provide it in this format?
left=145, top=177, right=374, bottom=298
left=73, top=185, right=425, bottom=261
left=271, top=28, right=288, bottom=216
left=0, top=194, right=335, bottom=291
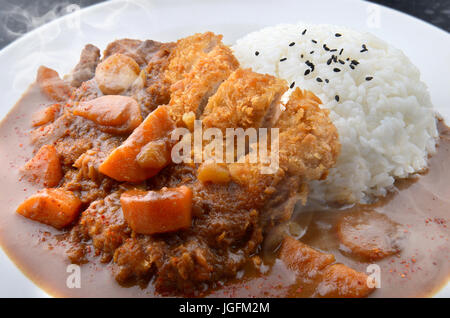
left=228, top=87, right=340, bottom=227
left=164, top=32, right=223, bottom=85
left=201, top=68, right=287, bottom=131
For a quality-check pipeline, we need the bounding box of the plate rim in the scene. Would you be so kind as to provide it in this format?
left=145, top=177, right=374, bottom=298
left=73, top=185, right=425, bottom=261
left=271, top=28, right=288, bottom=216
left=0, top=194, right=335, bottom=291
left=0, top=0, right=448, bottom=298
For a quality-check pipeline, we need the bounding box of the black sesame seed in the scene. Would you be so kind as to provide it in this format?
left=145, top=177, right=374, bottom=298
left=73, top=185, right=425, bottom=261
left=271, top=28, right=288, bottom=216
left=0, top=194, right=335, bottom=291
left=351, top=59, right=359, bottom=65
left=333, top=68, right=341, bottom=72
left=350, top=64, right=355, bottom=70
left=310, top=50, right=314, bottom=54
left=339, top=48, right=344, bottom=55
left=280, top=57, right=287, bottom=62
left=289, top=42, right=296, bottom=47
left=302, top=29, right=307, bottom=35
left=365, top=76, right=373, bottom=81
left=346, top=58, right=350, bottom=61
left=305, top=60, right=315, bottom=71
left=290, top=81, right=295, bottom=89
left=360, top=44, right=368, bottom=53
left=300, top=54, right=304, bottom=58
left=327, top=57, right=332, bottom=65
left=330, top=49, right=337, bottom=52
left=323, top=44, right=330, bottom=51
left=311, top=39, right=317, bottom=44
left=332, top=55, right=337, bottom=63
left=339, top=59, right=345, bottom=64
left=335, top=95, right=340, bottom=102
left=316, top=77, right=323, bottom=82
left=255, top=51, right=260, bottom=56
left=304, top=69, right=311, bottom=76
left=335, top=33, right=342, bottom=37
left=325, top=79, right=329, bottom=83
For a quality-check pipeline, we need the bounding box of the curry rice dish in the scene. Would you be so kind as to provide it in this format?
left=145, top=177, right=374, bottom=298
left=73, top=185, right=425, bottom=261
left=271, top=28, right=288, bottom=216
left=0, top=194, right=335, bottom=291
left=0, top=31, right=448, bottom=297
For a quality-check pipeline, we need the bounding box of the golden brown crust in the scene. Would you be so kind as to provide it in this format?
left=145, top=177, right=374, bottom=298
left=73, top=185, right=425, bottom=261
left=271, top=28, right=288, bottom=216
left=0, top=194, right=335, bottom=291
left=202, top=68, right=287, bottom=131
left=168, top=44, right=239, bottom=126
left=164, top=32, right=223, bottom=85
left=229, top=88, right=340, bottom=190
left=278, top=88, right=340, bottom=181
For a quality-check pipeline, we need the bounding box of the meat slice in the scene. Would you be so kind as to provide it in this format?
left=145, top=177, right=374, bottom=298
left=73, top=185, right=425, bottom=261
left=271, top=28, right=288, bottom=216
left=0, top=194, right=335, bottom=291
left=168, top=44, right=239, bottom=126
left=103, top=39, right=169, bottom=67
left=74, top=191, right=131, bottom=263
left=137, top=42, right=176, bottom=116
left=71, top=44, right=101, bottom=88
left=201, top=68, right=287, bottom=131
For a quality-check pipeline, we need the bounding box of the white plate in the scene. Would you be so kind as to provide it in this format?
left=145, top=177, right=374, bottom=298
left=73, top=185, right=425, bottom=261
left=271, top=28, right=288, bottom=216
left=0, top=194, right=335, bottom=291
left=0, top=0, right=448, bottom=297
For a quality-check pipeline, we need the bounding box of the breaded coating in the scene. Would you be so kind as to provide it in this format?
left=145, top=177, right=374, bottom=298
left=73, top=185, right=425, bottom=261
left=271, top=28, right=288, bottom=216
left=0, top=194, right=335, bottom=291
left=168, top=44, right=239, bottom=126
left=229, top=88, right=339, bottom=189
left=278, top=88, right=340, bottom=181
left=201, top=68, right=287, bottom=131
left=164, top=32, right=223, bottom=85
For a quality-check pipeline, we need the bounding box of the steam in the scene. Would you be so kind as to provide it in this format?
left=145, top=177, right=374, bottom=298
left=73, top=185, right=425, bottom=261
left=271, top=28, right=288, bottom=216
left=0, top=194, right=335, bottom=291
left=0, top=0, right=155, bottom=96
left=0, top=1, right=81, bottom=45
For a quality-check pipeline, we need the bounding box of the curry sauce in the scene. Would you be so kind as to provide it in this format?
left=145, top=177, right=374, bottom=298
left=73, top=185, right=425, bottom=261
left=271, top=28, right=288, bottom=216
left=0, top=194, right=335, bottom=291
left=0, top=81, right=448, bottom=297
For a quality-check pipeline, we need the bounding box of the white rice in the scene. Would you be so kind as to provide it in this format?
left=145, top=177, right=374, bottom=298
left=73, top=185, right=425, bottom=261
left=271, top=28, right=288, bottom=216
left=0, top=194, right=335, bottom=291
left=232, top=23, right=438, bottom=203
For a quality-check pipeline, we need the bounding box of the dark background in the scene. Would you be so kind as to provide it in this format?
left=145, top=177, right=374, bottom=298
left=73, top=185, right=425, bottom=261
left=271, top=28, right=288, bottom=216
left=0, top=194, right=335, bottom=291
left=0, top=0, right=448, bottom=50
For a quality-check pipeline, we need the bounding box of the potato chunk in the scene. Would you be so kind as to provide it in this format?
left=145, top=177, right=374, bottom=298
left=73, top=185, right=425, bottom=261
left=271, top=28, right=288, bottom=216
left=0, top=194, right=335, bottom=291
left=279, top=236, right=335, bottom=280
left=16, top=188, right=82, bottom=229
left=99, top=106, right=175, bottom=182
left=21, top=144, right=62, bottom=187
left=136, top=140, right=170, bottom=169
left=73, top=95, right=142, bottom=134
left=120, top=186, right=193, bottom=235
left=197, top=161, right=231, bottom=184
left=37, top=66, right=72, bottom=102
left=315, top=264, right=374, bottom=298
left=95, top=53, right=140, bottom=95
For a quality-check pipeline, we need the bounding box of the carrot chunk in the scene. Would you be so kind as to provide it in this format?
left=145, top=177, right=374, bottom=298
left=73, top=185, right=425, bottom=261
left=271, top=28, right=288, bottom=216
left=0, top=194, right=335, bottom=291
left=16, top=188, right=82, bottom=229
left=337, top=210, right=402, bottom=261
left=21, top=144, right=62, bottom=187
left=73, top=95, right=142, bottom=134
left=315, top=264, right=374, bottom=298
left=120, top=186, right=193, bottom=235
left=36, top=66, right=72, bottom=102
left=279, top=236, right=335, bottom=280
left=99, top=106, right=175, bottom=182
left=31, top=103, right=61, bottom=127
